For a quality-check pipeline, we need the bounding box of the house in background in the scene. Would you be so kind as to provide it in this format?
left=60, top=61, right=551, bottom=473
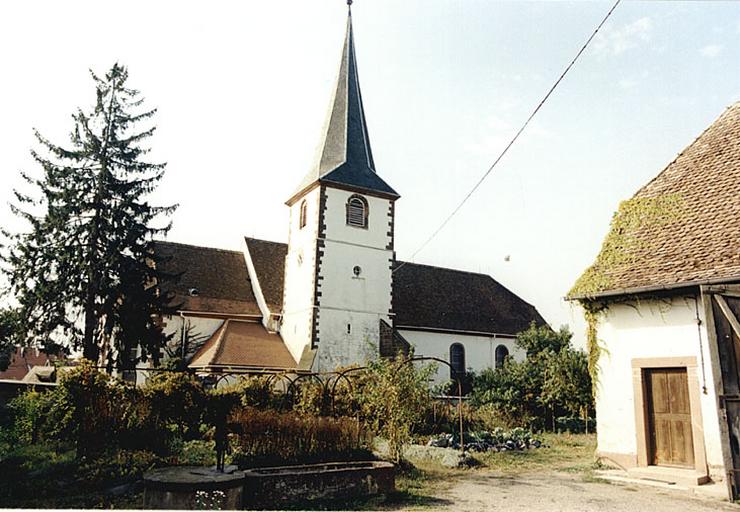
left=145, top=8, right=546, bottom=386
left=0, top=346, right=55, bottom=382
left=569, top=102, right=740, bottom=498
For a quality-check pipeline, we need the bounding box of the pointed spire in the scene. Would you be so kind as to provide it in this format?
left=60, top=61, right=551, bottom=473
left=287, top=7, right=398, bottom=205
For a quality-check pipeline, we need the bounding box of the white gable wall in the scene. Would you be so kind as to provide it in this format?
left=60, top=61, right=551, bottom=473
left=399, top=329, right=525, bottom=387
left=595, top=296, right=725, bottom=482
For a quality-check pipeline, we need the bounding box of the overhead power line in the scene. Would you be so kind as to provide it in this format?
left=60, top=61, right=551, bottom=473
left=394, top=0, right=621, bottom=274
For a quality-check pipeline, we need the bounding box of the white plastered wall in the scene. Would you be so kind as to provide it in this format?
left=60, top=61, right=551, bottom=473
left=134, top=314, right=224, bottom=384
left=281, top=187, right=321, bottom=364
left=398, top=329, right=525, bottom=387
left=314, top=187, right=394, bottom=372
left=594, top=296, right=725, bottom=479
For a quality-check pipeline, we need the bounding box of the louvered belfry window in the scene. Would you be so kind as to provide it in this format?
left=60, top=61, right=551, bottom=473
left=346, top=195, right=368, bottom=228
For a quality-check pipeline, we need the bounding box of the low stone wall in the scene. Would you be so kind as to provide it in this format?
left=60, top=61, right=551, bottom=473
left=242, top=461, right=395, bottom=509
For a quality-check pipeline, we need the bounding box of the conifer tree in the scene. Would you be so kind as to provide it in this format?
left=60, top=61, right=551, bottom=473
left=2, top=63, right=178, bottom=369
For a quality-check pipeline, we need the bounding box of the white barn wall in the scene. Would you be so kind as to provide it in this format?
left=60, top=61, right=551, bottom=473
left=595, top=296, right=725, bottom=479
left=398, top=329, right=525, bottom=387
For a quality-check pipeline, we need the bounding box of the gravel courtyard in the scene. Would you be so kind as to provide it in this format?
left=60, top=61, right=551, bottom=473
left=404, top=470, right=737, bottom=512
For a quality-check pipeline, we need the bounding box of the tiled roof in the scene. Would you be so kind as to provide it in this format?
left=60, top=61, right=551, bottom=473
left=155, top=238, right=546, bottom=337
left=152, top=241, right=261, bottom=316
left=287, top=12, right=398, bottom=205
left=244, top=237, right=287, bottom=311
left=189, top=320, right=297, bottom=371
left=392, top=261, right=547, bottom=334
left=571, top=102, right=740, bottom=299
left=0, top=347, right=54, bottom=381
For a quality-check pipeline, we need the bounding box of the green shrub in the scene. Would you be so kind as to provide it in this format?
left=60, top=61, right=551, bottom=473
left=471, top=324, right=593, bottom=432
left=141, top=371, right=205, bottom=440
left=357, top=355, right=435, bottom=463
left=6, top=389, right=55, bottom=444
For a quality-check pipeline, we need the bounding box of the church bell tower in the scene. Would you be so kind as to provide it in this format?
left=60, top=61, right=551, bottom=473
left=281, top=4, right=399, bottom=372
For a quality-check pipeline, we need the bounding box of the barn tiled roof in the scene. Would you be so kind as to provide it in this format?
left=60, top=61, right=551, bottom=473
left=392, top=261, right=547, bottom=334
left=244, top=237, right=287, bottom=310
left=287, top=11, right=398, bottom=205
left=189, top=320, right=297, bottom=371
left=152, top=241, right=261, bottom=316
left=570, top=102, right=740, bottom=299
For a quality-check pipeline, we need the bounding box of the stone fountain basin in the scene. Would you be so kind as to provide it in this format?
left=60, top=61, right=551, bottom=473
left=143, top=466, right=245, bottom=510
left=242, top=460, right=395, bottom=509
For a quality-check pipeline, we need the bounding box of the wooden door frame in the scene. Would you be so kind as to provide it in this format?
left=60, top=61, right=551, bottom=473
left=701, top=284, right=740, bottom=499
left=631, top=356, right=708, bottom=474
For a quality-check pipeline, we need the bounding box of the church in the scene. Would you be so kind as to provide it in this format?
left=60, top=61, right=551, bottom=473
left=151, top=7, right=546, bottom=385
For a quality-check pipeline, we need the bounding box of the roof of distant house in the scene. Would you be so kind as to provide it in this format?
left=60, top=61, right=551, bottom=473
left=0, top=346, right=54, bottom=381
left=570, top=102, right=740, bottom=299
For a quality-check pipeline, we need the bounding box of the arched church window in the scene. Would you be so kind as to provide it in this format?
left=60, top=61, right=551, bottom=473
left=346, top=195, right=368, bottom=228
left=450, top=343, right=465, bottom=381
left=299, top=200, right=307, bottom=229
left=495, top=344, right=509, bottom=369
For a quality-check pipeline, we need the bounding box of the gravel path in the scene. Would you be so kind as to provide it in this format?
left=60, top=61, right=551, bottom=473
left=404, top=471, right=739, bottom=512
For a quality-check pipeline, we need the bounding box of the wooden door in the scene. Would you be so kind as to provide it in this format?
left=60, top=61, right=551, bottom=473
left=645, top=367, right=695, bottom=467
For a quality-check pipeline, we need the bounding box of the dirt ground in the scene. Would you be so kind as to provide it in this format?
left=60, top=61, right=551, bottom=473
left=402, top=470, right=739, bottom=512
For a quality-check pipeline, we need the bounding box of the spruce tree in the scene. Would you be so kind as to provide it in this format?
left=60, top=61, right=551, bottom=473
left=2, top=63, right=178, bottom=369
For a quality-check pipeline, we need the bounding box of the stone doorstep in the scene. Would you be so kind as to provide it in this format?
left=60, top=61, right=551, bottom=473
left=626, top=465, right=710, bottom=486
left=594, top=469, right=730, bottom=501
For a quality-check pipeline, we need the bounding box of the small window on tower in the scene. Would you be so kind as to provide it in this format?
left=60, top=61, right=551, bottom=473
left=299, top=200, right=308, bottom=229
left=347, top=324, right=351, bottom=334
left=346, top=195, right=368, bottom=228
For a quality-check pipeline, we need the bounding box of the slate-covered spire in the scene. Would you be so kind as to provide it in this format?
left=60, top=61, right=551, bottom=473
left=287, top=6, right=399, bottom=205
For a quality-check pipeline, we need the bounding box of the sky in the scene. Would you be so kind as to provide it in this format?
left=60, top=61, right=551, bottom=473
left=0, top=0, right=738, bottom=349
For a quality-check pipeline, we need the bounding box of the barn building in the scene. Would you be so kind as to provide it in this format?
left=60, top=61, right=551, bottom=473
left=570, top=102, right=740, bottom=498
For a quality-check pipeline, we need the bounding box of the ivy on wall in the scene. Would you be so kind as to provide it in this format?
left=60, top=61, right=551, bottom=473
left=569, top=193, right=686, bottom=397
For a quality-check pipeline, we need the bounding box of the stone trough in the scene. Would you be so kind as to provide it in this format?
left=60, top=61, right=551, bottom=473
left=143, top=465, right=245, bottom=510
left=242, top=461, right=395, bottom=509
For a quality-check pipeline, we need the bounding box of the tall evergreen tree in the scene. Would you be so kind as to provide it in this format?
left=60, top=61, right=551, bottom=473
left=2, top=63, right=177, bottom=369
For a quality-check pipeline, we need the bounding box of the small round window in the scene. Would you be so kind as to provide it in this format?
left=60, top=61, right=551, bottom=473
left=353, top=265, right=362, bottom=277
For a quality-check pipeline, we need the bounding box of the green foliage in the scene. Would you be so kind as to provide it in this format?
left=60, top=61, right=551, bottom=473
left=472, top=324, right=594, bottom=431
left=515, top=323, right=571, bottom=357
left=6, top=389, right=55, bottom=444
left=0, top=308, right=20, bottom=371
left=569, top=193, right=685, bottom=298
left=541, top=346, right=592, bottom=418
left=229, top=406, right=372, bottom=468
left=141, top=371, right=205, bottom=440
left=357, top=355, right=436, bottom=463
left=582, top=304, right=606, bottom=398
left=2, top=63, right=177, bottom=365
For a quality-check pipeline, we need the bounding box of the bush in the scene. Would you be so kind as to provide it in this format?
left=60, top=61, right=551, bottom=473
left=6, top=389, right=56, bottom=445
left=141, top=371, right=205, bottom=441
left=471, top=324, right=593, bottom=432
left=229, top=406, right=372, bottom=468
left=357, top=355, right=435, bottom=463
